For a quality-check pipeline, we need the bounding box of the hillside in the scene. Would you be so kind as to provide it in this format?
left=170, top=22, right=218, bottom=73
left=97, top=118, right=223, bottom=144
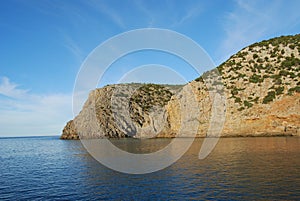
left=217, top=34, right=300, bottom=108
left=61, top=34, right=300, bottom=139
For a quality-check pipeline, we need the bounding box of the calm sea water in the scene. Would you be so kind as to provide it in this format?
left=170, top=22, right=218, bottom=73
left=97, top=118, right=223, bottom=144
left=0, top=136, right=299, bottom=200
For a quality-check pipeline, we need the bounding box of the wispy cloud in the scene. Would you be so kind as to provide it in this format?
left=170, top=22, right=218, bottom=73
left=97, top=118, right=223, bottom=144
left=86, top=0, right=126, bottom=29
left=63, top=34, right=84, bottom=62
left=0, top=77, right=29, bottom=99
left=171, top=2, right=204, bottom=28
left=216, top=0, right=300, bottom=65
left=133, top=0, right=155, bottom=27
left=0, top=76, right=72, bottom=136
left=25, top=0, right=87, bottom=26
left=133, top=0, right=204, bottom=28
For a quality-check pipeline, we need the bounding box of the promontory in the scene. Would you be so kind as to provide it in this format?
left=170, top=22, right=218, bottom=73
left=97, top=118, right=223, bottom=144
left=61, top=34, right=300, bottom=139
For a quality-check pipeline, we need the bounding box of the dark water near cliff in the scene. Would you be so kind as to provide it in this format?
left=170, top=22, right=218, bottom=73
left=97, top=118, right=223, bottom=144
left=0, top=136, right=300, bottom=200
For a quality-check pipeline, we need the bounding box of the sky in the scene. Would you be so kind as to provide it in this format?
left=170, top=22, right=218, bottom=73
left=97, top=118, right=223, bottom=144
left=0, top=0, right=300, bottom=137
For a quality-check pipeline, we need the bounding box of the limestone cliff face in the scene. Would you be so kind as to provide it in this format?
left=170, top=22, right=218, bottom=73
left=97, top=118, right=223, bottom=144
left=60, top=120, right=78, bottom=140
left=179, top=80, right=300, bottom=137
left=61, top=34, right=300, bottom=139
left=61, top=84, right=182, bottom=139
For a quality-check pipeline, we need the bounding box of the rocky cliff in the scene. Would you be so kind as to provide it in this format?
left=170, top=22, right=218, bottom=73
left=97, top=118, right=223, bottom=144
left=61, top=34, right=300, bottom=139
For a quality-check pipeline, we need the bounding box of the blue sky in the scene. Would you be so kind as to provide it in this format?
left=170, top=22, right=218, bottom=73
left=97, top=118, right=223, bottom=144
left=0, top=0, right=300, bottom=136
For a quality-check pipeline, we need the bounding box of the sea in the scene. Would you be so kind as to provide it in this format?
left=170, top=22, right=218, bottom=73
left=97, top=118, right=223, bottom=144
left=0, top=136, right=299, bottom=200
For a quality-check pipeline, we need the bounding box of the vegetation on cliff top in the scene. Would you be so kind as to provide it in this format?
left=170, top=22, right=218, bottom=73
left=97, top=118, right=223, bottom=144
left=128, top=84, right=174, bottom=126
left=195, top=34, right=300, bottom=110
left=130, top=84, right=173, bottom=111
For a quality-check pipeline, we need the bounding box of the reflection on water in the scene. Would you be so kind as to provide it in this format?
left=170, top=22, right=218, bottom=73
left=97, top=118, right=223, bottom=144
left=0, top=136, right=300, bottom=200
left=109, top=138, right=172, bottom=153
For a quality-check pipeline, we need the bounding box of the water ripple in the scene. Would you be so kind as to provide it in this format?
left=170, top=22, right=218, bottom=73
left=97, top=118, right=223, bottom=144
left=0, top=136, right=299, bottom=200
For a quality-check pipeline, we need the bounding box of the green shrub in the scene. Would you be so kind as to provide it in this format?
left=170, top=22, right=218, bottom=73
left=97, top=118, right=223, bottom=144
left=235, top=97, right=241, bottom=103
left=265, top=56, right=269, bottom=61
left=288, top=86, right=300, bottom=95
left=244, top=100, right=253, bottom=108
left=238, top=73, right=246, bottom=78
left=275, top=86, right=284, bottom=95
left=195, top=76, right=203, bottom=82
left=274, top=78, right=282, bottom=85
left=237, top=107, right=245, bottom=111
left=270, top=74, right=281, bottom=79
left=289, top=72, right=296, bottom=78
left=281, top=57, right=300, bottom=68
left=289, top=44, right=295, bottom=49
left=227, top=60, right=235, bottom=66
left=263, top=91, right=276, bottom=104
left=273, top=47, right=279, bottom=52
left=257, top=58, right=264, bottom=63
left=263, top=74, right=269, bottom=78
left=279, top=70, right=289, bottom=76
left=231, top=88, right=239, bottom=96
left=249, top=74, right=262, bottom=83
